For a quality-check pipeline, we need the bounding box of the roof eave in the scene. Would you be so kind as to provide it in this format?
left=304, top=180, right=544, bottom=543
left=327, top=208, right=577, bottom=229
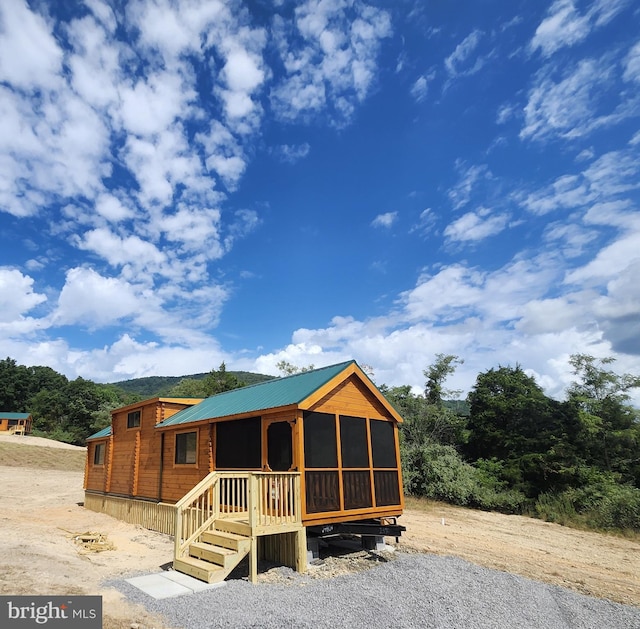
left=155, top=403, right=300, bottom=430
left=110, top=397, right=204, bottom=416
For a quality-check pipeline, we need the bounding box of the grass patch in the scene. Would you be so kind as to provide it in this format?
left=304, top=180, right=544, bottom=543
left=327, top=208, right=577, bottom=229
left=404, top=495, right=443, bottom=512
left=0, top=442, right=85, bottom=471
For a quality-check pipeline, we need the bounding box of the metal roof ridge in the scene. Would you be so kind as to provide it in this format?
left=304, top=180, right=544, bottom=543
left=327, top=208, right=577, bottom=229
left=153, top=360, right=358, bottom=428
left=199, top=359, right=356, bottom=401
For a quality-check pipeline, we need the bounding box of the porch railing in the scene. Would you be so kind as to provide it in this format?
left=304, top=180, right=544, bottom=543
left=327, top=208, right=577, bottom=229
left=173, top=471, right=302, bottom=562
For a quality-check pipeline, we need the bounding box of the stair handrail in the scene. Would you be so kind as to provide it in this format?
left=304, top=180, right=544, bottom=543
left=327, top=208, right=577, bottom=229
left=174, top=471, right=220, bottom=560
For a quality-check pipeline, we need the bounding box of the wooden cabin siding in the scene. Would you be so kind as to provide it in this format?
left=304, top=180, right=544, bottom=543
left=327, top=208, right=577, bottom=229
left=108, top=406, right=143, bottom=495
left=160, top=423, right=211, bottom=503
left=85, top=438, right=110, bottom=492
left=310, top=375, right=393, bottom=419
left=157, top=401, right=197, bottom=424
left=134, top=403, right=165, bottom=498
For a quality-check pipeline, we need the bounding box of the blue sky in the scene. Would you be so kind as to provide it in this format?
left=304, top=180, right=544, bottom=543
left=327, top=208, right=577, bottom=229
left=1, top=0, right=639, bottom=403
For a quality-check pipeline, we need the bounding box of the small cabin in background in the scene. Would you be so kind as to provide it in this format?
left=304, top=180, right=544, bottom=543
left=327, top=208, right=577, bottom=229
left=85, top=361, right=404, bottom=583
left=0, top=412, right=32, bottom=435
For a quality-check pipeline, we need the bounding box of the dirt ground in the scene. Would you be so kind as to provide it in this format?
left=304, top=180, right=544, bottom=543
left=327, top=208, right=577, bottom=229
left=0, top=436, right=638, bottom=629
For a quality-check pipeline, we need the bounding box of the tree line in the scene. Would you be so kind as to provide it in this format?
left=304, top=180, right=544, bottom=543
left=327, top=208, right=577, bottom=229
left=382, top=353, right=640, bottom=533
left=1, top=354, right=638, bottom=532
left=0, top=358, right=246, bottom=444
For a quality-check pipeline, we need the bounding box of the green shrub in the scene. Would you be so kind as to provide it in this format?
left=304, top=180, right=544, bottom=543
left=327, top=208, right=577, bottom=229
left=401, top=443, right=527, bottom=514
left=534, top=492, right=578, bottom=526
left=534, top=483, right=640, bottom=532
left=591, top=484, right=640, bottom=531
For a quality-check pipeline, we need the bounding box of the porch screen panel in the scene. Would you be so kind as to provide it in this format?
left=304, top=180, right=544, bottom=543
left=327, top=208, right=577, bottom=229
left=339, top=415, right=369, bottom=468
left=303, top=411, right=337, bottom=468
left=343, top=471, right=372, bottom=509
left=374, top=470, right=400, bottom=506
left=305, top=471, right=340, bottom=513
left=216, top=416, right=261, bottom=469
left=370, top=419, right=397, bottom=468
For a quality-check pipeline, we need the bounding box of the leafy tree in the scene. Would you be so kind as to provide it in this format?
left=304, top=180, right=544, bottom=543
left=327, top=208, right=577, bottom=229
left=385, top=355, right=468, bottom=449
left=276, top=360, right=315, bottom=376
left=567, top=354, right=640, bottom=485
left=0, top=357, right=30, bottom=411
left=169, top=363, right=245, bottom=398
left=465, top=365, right=580, bottom=496
left=424, top=354, right=463, bottom=406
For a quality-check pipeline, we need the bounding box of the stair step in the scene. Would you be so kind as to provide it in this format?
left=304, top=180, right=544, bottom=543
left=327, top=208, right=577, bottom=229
left=202, top=529, right=251, bottom=551
left=173, top=557, right=226, bottom=583
left=189, top=542, right=237, bottom=569
left=215, top=519, right=251, bottom=537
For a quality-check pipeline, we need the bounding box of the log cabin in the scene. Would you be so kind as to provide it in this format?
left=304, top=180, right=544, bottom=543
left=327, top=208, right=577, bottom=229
left=0, top=412, right=32, bottom=435
left=84, top=360, right=405, bottom=583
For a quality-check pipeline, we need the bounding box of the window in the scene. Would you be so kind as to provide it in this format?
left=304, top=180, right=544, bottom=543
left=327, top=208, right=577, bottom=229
left=127, top=410, right=141, bottom=429
left=93, top=443, right=105, bottom=465
left=175, top=432, right=197, bottom=464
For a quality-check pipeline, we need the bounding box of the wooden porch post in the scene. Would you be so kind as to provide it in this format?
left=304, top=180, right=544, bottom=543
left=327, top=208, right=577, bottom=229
left=248, top=474, right=259, bottom=583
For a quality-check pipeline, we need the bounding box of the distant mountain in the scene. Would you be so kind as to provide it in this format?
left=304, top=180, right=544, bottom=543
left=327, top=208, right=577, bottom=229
left=111, top=371, right=276, bottom=398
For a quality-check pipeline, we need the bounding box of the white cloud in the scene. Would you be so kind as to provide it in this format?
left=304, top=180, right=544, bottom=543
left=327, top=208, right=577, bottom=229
left=223, top=47, right=265, bottom=93
left=496, top=104, right=515, bottom=125
left=522, top=149, right=640, bottom=216
left=123, top=125, right=211, bottom=208
left=444, top=30, right=485, bottom=77
left=530, top=0, right=589, bottom=57
left=565, top=229, right=640, bottom=285
left=215, top=29, right=268, bottom=130
left=95, top=194, right=134, bottom=222
left=530, top=0, right=630, bottom=57
left=127, top=0, right=208, bottom=59
left=0, top=0, right=63, bottom=90
left=371, top=212, right=398, bottom=228
left=521, top=44, right=640, bottom=144
left=0, top=268, right=47, bottom=325
left=448, top=163, right=492, bottom=210
left=410, top=208, right=438, bottom=237
left=623, top=41, right=640, bottom=83
left=522, top=174, right=591, bottom=215
left=270, top=1, right=391, bottom=126
left=196, top=120, right=247, bottom=192
left=410, top=73, right=434, bottom=102
left=75, top=227, right=166, bottom=275
left=444, top=208, right=509, bottom=243
left=119, top=71, right=196, bottom=137
left=521, top=58, right=614, bottom=141
left=52, top=267, right=149, bottom=328
left=543, top=221, right=597, bottom=258
left=158, top=207, right=224, bottom=257
left=66, top=14, right=121, bottom=110
left=273, top=143, right=311, bottom=164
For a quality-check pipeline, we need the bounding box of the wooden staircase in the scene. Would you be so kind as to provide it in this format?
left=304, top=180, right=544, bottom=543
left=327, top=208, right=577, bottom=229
left=173, top=524, right=251, bottom=583
left=172, top=472, right=305, bottom=583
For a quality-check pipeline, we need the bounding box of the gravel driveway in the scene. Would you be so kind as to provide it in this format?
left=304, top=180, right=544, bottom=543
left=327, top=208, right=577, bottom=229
left=114, top=552, right=640, bottom=629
